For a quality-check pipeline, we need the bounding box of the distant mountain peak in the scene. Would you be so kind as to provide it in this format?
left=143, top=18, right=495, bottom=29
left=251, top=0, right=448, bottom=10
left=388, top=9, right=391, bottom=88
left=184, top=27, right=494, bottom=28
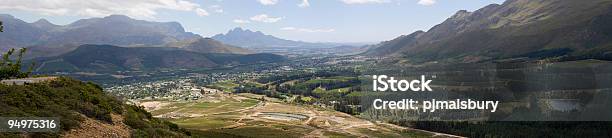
left=230, top=27, right=247, bottom=32
left=33, top=19, right=52, bottom=24
left=226, top=27, right=266, bottom=35
left=212, top=28, right=338, bottom=48
left=31, top=19, right=58, bottom=29
left=69, top=14, right=135, bottom=27
left=104, top=14, right=132, bottom=20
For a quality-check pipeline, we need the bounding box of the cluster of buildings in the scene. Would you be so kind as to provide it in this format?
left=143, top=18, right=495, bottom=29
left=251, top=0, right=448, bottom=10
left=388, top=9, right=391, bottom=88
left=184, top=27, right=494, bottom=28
left=104, top=72, right=264, bottom=101
left=105, top=78, right=214, bottom=101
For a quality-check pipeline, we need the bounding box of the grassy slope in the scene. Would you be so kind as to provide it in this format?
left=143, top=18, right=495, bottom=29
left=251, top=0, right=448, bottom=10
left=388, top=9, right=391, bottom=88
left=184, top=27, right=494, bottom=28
left=0, top=77, right=190, bottom=137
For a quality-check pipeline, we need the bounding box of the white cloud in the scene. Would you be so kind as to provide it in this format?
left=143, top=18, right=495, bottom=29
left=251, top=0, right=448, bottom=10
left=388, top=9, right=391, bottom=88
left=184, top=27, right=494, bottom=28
left=298, top=0, right=310, bottom=7
left=0, top=0, right=210, bottom=19
left=417, top=0, right=435, bottom=5
left=281, top=27, right=335, bottom=33
left=340, top=0, right=389, bottom=4
left=250, top=14, right=282, bottom=23
left=233, top=19, right=250, bottom=24
left=209, top=5, right=223, bottom=13
left=258, top=0, right=278, bottom=5
left=196, top=8, right=209, bottom=16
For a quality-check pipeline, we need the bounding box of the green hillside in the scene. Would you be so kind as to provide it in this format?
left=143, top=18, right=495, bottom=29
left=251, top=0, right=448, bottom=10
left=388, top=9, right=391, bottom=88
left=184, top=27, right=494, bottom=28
left=0, top=77, right=191, bottom=137
left=32, top=44, right=286, bottom=72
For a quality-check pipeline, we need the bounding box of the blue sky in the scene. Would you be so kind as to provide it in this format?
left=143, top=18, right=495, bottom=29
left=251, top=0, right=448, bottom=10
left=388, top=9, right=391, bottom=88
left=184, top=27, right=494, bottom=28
left=0, top=0, right=504, bottom=43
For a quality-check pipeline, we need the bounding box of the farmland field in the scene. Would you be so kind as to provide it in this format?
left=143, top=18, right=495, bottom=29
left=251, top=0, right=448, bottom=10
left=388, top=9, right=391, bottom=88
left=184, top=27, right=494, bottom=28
left=139, top=92, right=442, bottom=137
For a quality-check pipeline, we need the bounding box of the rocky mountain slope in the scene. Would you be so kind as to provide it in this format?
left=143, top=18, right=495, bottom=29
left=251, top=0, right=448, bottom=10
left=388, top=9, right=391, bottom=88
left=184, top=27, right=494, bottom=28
left=366, top=0, right=612, bottom=63
left=0, top=14, right=250, bottom=57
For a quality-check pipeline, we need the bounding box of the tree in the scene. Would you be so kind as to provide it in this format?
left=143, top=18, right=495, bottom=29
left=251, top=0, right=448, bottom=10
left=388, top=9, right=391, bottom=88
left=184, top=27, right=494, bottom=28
left=0, top=48, right=36, bottom=79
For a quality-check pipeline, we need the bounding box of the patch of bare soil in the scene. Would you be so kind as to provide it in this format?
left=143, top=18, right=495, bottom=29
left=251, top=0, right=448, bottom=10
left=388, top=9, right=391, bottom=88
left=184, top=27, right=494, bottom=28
left=139, top=101, right=169, bottom=111
left=62, top=114, right=131, bottom=138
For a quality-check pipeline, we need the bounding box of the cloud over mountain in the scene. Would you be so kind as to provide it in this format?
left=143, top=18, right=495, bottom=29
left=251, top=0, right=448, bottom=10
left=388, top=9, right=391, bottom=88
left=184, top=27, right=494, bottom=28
left=417, top=0, right=436, bottom=6
left=250, top=14, right=282, bottom=23
left=258, top=0, right=279, bottom=5
left=0, top=0, right=210, bottom=19
left=340, top=0, right=389, bottom=4
left=281, top=27, right=335, bottom=33
left=233, top=19, right=251, bottom=24
left=298, top=0, right=311, bottom=7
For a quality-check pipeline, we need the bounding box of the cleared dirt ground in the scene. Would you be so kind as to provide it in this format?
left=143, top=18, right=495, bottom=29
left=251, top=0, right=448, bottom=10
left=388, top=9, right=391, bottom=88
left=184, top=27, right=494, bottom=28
left=139, top=93, right=457, bottom=138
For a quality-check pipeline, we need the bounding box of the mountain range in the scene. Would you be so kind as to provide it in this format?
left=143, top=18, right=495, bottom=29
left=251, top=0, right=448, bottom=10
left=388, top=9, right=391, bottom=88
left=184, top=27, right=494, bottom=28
left=0, top=14, right=250, bottom=57
left=211, top=27, right=341, bottom=48
left=366, top=0, right=612, bottom=63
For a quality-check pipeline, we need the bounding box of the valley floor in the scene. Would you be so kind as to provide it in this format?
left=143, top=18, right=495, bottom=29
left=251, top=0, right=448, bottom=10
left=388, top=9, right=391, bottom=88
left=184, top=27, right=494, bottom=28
left=138, top=93, right=455, bottom=138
